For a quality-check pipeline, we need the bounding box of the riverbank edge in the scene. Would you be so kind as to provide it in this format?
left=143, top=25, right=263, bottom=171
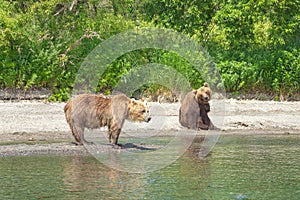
left=1, top=128, right=299, bottom=157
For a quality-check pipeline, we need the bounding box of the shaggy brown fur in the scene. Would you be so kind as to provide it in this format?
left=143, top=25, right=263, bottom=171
left=64, top=93, right=151, bottom=147
left=179, top=83, right=217, bottom=130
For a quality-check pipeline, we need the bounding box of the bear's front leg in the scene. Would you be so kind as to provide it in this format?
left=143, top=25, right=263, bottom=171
left=109, top=124, right=122, bottom=148
left=203, top=103, right=210, bottom=112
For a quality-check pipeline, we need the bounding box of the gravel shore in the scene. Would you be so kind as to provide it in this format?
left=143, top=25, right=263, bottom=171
left=0, top=99, right=299, bottom=156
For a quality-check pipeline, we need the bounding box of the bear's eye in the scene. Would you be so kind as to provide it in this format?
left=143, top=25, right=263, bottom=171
left=141, top=109, right=146, bottom=113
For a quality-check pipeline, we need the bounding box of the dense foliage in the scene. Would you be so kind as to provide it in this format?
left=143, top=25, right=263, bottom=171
left=0, top=0, right=299, bottom=101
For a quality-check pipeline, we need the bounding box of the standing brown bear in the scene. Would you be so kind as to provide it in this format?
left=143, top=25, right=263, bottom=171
left=179, top=82, right=217, bottom=130
left=64, top=93, right=151, bottom=148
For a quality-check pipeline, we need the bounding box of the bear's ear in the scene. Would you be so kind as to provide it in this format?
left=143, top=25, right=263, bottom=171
left=139, top=97, right=148, bottom=105
left=203, top=82, right=209, bottom=87
left=207, top=89, right=212, bottom=97
left=193, top=90, right=197, bottom=95
left=130, top=99, right=137, bottom=106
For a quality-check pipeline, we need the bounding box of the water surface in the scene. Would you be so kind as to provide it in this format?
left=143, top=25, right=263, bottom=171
left=0, top=134, right=299, bottom=199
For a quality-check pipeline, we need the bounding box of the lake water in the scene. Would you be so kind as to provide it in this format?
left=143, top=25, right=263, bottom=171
left=0, top=134, right=299, bottom=199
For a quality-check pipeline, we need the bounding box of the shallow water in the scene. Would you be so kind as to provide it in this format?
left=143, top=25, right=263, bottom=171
left=0, top=135, right=299, bottom=200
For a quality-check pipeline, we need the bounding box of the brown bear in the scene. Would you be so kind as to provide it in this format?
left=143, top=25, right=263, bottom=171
left=64, top=93, right=151, bottom=148
left=179, top=82, right=217, bottom=130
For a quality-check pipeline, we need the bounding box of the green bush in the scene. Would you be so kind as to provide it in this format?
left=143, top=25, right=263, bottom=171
left=218, top=61, right=256, bottom=92
left=0, top=0, right=299, bottom=101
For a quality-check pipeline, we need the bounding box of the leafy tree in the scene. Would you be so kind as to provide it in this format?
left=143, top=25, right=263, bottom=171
left=0, top=0, right=299, bottom=101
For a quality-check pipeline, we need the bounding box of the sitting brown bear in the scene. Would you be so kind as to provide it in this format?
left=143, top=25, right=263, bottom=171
left=179, top=82, right=217, bottom=130
left=64, top=93, right=151, bottom=147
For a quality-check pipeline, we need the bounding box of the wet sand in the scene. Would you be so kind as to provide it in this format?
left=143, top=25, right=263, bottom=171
left=0, top=99, right=299, bottom=156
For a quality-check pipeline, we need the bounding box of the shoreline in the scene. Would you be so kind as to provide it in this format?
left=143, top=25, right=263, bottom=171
left=0, top=99, right=299, bottom=157
left=1, top=129, right=299, bottom=157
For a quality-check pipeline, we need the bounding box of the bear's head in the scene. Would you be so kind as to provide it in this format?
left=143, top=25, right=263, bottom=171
left=128, top=99, right=151, bottom=123
left=193, top=82, right=212, bottom=104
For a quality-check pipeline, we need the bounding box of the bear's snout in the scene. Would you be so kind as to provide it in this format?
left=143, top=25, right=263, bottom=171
left=204, top=96, right=209, bottom=101
left=145, top=116, right=151, bottom=122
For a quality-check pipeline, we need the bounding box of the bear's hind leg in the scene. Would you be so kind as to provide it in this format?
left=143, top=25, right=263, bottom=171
left=198, top=116, right=209, bottom=130
left=74, top=126, right=94, bottom=145
left=70, top=124, right=85, bottom=145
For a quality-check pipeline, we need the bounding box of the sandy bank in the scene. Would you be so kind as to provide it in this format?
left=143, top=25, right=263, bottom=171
left=0, top=99, right=299, bottom=156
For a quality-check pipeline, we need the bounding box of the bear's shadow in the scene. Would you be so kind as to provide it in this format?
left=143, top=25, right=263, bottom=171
left=83, top=141, right=160, bottom=151
left=121, top=143, right=158, bottom=151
